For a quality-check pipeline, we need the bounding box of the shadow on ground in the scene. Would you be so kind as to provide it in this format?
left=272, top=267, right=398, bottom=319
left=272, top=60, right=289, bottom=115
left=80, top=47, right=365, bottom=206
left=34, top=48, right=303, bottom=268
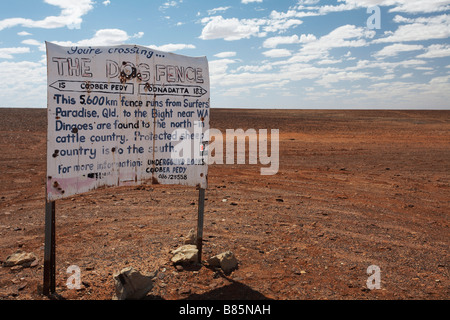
left=145, top=278, right=271, bottom=300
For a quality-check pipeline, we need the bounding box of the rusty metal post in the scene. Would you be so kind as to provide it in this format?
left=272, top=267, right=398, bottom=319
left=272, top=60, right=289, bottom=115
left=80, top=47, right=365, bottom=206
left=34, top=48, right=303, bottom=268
left=43, top=200, right=56, bottom=296
left=196, top=188, right=205, bottom=263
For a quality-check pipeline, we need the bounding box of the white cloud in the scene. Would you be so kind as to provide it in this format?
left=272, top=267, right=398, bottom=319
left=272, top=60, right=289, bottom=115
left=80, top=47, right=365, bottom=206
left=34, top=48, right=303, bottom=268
left=160, top=0, right=183, bottom=11
left=263, top=19, right=303, bottom=33
left=263, top=35, right=299, bottom=48
left=263, top=34, right=316, bottom=48
left=51, top=29, right=144, bottom=48
left=285, top=25, right=375, bottom=63
left=373, top=14, right=450, bottom=43
left=202, top=10, right=448, bottom=108
left=214, top=51, right=237, bottom=58
left=358, top=75, right=450, bottom=108
left=316, top=71, right=370, bottom=87
left=242, top=0, right=263, bottom=3
left=0, top=47, right=30, bottom=59
left=17, top=31, right=32, bottom=36
left=200, top=16, right=263, bottom=41
left=236, top=64, right=273, bottom=72
left=262, top=48, right=292, bottom=58
left=79, top=29, right=132, bottom=46
left=0, top=0, right=94, bottom=30
left=207, top=7, right=231, bottom=15
left=209, top=58, right=237, bottom=78
left=103, top=0, right=111, bottom=5
left=148, top=43, right=196, bottom=52
left=297, top=0, right=320, bottom=4
left=199, top=11, right=305, bottom=41
left=330, top=0, right=450, bottom=14
left=284, top=0, right=450, bottom=24
left=373, top=43, right=424, bottom=58
left=279, top=63, right=331, bottom=82
left=386, top=0, right=450, bottom=14
left=417, top=44, right=450, bottom=59
left=415, top=66, right=434, bottom=71
left=317, top=58, right=343, bottom=65
left=429, top=75, right=450, bottom=85
left=133, top=32, right=144, bottom=39
left=0, top=61, right=46, bottom=107
left=221, top=79, right=290, bottom=98
left=21, top=39, right=43, bottom=47
left=316, top=3, right=359, bottom=14
left=393, top=15, right=413, bottom=24
left=269, top=9, right=319, bottom=19
left=215, top=71, right=287, bottom=88
left=308, top=25, right=373, bottom=56
left=346, top=59, right=427, bottom=74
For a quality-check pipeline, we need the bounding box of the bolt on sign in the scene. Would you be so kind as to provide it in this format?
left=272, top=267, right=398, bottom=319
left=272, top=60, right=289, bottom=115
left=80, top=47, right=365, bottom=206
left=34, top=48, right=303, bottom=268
left=46, top=42, right=210, bottom=201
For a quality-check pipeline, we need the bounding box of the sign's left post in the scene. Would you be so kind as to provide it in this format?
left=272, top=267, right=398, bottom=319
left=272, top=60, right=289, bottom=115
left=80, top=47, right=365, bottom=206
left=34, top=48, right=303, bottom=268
left=43, top=200, right=56, bottom=296
left=44, top=41, right=56, bottom=296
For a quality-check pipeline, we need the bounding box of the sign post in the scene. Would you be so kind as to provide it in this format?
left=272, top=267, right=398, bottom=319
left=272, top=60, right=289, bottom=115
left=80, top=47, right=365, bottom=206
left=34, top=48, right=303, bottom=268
left=44, top=42, right=210, bottom=296
left=43, top=200, right=56, bottom=295
left=196, top=188, right=205, bottom=263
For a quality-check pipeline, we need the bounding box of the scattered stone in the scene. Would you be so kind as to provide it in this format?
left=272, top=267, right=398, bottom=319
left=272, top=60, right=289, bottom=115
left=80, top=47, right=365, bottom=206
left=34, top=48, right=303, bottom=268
left=3, top=250, right=37, bottom=268
left=184, top=228, right=196, bottom=245
left=171, top=245, right=198, bottom=265
left=18, top=282, right=27, bottom=291
left=175, top=265, right=184, bottom=272
left=207, top=251, right=238, bottom=274
left=179, top=287, right=191, bottom=295
left=10, top=265, right=23, bottom=272
left=6, top=289, right=19, bottom=298
left=209, top=282, right=218, bottom=289
left=293, top=269, right=302, bottom=275
left=113, top=267, right=155, bottom=300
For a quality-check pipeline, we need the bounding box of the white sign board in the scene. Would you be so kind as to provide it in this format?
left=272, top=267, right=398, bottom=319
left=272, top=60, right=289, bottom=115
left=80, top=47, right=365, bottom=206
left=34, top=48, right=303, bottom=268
left=46, top=42, right=209, bottom=201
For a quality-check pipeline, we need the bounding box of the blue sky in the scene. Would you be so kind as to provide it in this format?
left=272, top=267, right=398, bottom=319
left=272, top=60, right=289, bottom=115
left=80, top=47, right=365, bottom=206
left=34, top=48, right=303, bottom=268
left=0, top=0, right=449, bottom=109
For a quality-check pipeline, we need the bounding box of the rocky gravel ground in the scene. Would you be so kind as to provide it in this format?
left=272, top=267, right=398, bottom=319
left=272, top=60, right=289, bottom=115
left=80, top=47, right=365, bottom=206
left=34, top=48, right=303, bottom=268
left=0, top=108, right=448, bottom=300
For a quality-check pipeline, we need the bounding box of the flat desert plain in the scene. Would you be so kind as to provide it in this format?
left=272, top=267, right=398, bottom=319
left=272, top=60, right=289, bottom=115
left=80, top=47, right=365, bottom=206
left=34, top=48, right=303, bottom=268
left=0, top=108, right=448, bottom=300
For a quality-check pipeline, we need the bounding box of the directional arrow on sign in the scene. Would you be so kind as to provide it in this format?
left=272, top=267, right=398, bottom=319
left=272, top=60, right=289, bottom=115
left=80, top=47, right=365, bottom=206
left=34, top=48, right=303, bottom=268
left=138, top=84, right=208, bottom=97
left=49, top=80, right=134, bottom=95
